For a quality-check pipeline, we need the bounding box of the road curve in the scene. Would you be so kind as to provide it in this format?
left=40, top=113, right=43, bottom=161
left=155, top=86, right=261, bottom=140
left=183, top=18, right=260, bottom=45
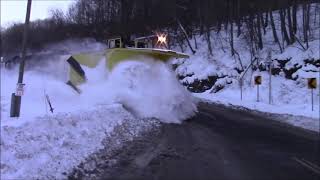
left=74, top=102, right=320, bottom=180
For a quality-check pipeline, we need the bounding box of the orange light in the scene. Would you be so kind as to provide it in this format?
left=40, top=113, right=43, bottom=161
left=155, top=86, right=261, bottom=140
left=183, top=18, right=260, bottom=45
left=157, top=33, right=167, bottom=46
left=158, top=35, right=166, bottom=44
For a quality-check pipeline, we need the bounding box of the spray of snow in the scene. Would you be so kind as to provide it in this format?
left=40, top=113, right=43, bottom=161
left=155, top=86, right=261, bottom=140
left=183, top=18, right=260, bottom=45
left=105, top=59, right=197, bottom=123
left=78, top=57, right=197, bottom=123
left=1, top=52, right=197, bottom=179
left=1, top=55, right=197, bottom=126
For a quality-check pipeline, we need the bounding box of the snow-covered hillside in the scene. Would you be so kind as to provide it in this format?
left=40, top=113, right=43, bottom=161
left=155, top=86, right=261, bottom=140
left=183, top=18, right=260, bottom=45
left=171, top=4, right=319, bottom=131
left=0, top=40, right=197, bottom=179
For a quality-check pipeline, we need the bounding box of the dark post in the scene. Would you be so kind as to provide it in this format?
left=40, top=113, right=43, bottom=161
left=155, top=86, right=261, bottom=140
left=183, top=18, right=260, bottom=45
left=240, top=79, right=243, bottom=101
left=311, top=88, right=313, bottom=111
left=10, top=0, right=32, bottom=117
left=257, top=84, right=260, bottom=102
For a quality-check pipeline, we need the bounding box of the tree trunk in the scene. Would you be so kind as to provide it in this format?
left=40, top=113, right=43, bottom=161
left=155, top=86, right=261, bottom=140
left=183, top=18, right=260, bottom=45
left=198, top=6, right=204, bottom=35
left=205, top=25, right=213, bottom=56
left=260, top=13, right=266, bottom=34
left=306, top=3, right=310, bottom=48
left=217, top=20, right=222, bottom=33
left=263, top=12, right=268, bottom=33
left=279, top=9, right=291, bottom=45
left=193, top=32, right=198, bottom=49
left=230, top=21, right=235, bottom=56
left=236, top=0, right=241, bottom=37
left=303, top=2, right=310, bottom=48
left=256, top=13, right=263, bottom=49
left=270, top=10, right=282, bottom=52
left=177, top=19, right=196, bottom=54
left=237, top=18, right=241, bottom=37
left=292, top=2, right=297, bottom=34
left=287, top=7, right=295, bottom=43
left=248, top=14, right=255, bottom=53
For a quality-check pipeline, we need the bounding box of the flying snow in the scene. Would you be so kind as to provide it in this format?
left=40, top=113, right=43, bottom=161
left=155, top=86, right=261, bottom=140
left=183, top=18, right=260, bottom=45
left=0, top=53, right=197, bottom=179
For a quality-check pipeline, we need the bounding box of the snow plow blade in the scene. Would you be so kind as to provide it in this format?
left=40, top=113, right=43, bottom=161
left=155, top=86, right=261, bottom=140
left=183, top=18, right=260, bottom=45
left=66, top=48, right=189, bottom=92
left=106, top=48, right=189, bottom=69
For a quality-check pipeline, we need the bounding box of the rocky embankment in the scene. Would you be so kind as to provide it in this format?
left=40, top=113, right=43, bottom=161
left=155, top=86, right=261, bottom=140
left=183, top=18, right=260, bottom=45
left=174, top=58, right=319, bottom=93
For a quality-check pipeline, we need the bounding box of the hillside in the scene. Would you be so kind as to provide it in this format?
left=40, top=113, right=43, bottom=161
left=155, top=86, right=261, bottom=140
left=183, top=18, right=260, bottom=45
left=171, top=3, right=319, bottom=131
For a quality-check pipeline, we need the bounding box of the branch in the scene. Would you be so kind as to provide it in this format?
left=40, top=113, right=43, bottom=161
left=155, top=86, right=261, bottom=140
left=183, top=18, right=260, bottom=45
left=294, top=35, right=307, bottom=51
left=177, top=19, right=196, bottom=54
left=233, top=49, right=244, bottom=71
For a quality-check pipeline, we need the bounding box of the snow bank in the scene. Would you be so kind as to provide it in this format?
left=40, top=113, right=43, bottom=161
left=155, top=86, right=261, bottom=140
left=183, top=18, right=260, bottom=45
left=273, top=39, right=320, bottom=68
left=1, top=104, right=129, bottom=179
left=194, top=72, right=319, bottom=132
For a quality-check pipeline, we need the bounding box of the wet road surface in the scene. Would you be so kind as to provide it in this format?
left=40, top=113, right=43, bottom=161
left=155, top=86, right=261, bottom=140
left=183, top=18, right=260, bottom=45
left=72, top=102, right=320, bottom=180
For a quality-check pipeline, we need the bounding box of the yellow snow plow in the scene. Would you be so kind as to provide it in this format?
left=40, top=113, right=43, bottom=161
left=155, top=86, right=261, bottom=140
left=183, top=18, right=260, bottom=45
left=66, top=36, right=189, bottom=93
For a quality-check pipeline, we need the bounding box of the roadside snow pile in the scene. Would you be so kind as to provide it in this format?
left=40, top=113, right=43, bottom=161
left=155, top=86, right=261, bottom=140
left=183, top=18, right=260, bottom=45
left=193, top=74, right=319, bottom=132
left=1, top=104, right=131, bottom=179
left=273, top=40, right=320, bottom=65
left=1, top=61, right=85, bottom=127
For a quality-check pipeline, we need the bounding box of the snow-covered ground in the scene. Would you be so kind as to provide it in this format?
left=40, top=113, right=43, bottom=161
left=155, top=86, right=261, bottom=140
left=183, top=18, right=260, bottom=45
left=2, top=104, right=141, bottom=179
left=172, top=4, right=320, bottom=132
left=0, top=41, right=197, bottom=179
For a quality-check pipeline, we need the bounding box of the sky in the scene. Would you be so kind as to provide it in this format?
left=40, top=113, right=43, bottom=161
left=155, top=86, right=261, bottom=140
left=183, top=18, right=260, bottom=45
left=1, top=0, right=75, bottom=28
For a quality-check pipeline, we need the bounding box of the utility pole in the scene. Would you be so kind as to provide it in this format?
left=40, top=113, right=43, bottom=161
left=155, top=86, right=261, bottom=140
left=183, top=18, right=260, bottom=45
left=10, top=0, right=32, bottom=117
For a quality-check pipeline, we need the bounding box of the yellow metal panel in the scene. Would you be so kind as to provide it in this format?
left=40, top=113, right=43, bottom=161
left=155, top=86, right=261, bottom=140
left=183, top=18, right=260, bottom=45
left=69, top=67, right=86, bottom=85
left=106, top=48, right=189, bottom=70
left=73, top=52, right=105, bottom=68
left=67, top=52, right=106, bottom=87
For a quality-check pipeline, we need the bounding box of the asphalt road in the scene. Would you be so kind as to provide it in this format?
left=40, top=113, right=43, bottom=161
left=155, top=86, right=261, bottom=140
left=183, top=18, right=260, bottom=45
left=74, top=102, right=320, bottom=180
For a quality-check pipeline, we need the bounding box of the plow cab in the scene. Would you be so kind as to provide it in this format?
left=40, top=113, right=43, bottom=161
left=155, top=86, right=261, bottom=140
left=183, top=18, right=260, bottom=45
left=107, top=37, right=123, bottom=48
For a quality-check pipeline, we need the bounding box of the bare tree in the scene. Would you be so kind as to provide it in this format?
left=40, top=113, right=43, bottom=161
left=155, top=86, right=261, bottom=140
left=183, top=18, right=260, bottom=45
left=236, top=0, right=242, bottom=37
left=292, top=2, right=297, bottom=34
left=279, top=9, right=291, bottom=45
left=303, top=2, right=311, bottom=48
left=256, top=13, right=263, bottom=49
left=205, top=26, right=213, bottom=56
left=230, top=21, right=235, bottom=55
left=287, top=6, right=295, bottom=43
left=270, top=10, right=283, bottom=52
left=263, top=12, right=268, bottom=32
